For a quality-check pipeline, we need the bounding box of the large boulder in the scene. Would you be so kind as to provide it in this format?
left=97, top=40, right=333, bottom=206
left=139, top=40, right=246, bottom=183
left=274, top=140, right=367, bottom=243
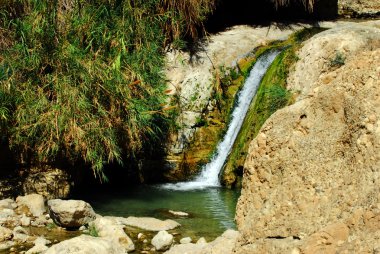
left=47, top=199, right=96, bottom=228
left=16, top=194, right=46, bottom=217
left=90, top=217, right=134, bottom=252
left=44, top=235, right=126, bottom=254
left=23, top=168, right=71, bottom=199
left=234, top=23, right=380, bottom=253
left=151, top=230, right=173, bottom=251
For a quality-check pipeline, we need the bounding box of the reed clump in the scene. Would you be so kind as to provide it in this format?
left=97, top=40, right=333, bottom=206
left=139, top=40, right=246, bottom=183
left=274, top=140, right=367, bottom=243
left=0, top=0, right=215, bottom=180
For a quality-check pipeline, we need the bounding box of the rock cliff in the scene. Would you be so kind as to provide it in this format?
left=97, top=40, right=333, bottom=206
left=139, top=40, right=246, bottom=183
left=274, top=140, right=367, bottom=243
left=162, top=25, right=304, bottom=181
left=339, top=0, right=380, bottom=17
left=234, top=22, right=380, bottom=253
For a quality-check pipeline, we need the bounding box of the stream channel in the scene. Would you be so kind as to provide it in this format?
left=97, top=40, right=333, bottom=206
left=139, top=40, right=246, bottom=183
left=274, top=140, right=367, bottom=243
left=76, top=50, right=280, bottom=240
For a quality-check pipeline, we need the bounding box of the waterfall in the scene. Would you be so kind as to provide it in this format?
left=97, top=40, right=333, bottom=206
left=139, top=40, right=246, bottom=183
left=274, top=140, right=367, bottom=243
left=161, top=50, right=281, bottom=191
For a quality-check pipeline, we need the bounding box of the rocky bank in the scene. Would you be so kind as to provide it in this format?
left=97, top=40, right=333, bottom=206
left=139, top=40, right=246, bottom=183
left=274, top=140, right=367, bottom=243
left=234, top=21, right=380, bottom=253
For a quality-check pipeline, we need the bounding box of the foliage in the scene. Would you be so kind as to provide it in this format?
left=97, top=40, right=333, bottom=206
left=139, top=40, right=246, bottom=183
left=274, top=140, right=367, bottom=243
left=0, top=0, right=215, bottom=180
left=87, top=224, right=99, bottom=237
left=330, top=52, right=345, bottom=67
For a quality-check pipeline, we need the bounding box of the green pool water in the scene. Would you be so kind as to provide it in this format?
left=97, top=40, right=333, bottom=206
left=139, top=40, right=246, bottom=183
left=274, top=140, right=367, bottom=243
left=76, top=185, right=240, bottom=240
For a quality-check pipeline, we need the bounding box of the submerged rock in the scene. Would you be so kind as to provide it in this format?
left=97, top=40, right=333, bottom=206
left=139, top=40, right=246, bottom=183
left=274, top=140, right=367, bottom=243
left=119, top=216, right=180, bottom=231
left=151, top=230, right=173, bottom=251
left=168, top=210, right=189, bottom=217
left=47, top=199, right=96, bottom=228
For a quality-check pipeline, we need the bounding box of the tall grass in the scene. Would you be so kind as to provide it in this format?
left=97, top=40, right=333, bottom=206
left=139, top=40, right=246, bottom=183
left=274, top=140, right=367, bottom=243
left=0, top=0, right=215, bottom=180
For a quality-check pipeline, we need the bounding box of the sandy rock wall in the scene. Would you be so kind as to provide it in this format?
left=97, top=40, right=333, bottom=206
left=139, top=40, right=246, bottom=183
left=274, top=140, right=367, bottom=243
left=234, top=22, right=380, bottom=253
left=339, top=0, right=380, bottom=17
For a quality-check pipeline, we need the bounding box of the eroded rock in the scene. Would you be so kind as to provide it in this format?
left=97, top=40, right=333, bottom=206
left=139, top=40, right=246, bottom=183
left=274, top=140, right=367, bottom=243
left=234, top=22, right=380, bottom=253
left=47, top=199, right=96, bottom=228
left=90, top=216, right=135, bottom=252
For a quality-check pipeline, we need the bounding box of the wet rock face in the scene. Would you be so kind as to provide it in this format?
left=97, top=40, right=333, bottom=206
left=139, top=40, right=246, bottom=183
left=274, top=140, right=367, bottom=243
left=234, top=22, right=380, bottom=253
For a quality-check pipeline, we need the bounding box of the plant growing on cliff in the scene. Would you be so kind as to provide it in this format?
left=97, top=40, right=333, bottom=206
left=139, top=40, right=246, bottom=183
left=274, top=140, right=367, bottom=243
left=0, top=0, right=215, bottom=180
left=330, top=52, right=346, bottom=67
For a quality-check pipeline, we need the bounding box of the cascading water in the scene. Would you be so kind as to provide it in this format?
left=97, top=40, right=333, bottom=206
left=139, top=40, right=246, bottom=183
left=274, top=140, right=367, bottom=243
left=162, top=50, right=281, bottom=191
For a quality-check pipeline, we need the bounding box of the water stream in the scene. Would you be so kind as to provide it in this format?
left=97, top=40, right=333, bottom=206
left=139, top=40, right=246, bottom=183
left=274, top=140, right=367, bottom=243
left=162, top=50, right=281, bottom=191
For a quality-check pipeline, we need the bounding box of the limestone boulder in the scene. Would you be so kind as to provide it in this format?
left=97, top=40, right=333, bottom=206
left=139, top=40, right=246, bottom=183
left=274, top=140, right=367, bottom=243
left=44, top=235, right=126, bottom=254
left=90, top=216, right=134, bottom=252
left=47, top=199, right=96, bottom=228
left=234, top=23, right=380, bottom=253
left=16, top=194, right=45, bottom=217
left=151, top=230, right=173, bottom=251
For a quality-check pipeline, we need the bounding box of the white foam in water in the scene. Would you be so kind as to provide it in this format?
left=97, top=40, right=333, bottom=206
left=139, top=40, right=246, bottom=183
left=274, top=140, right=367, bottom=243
left=161, top=50, right=281, bottom=191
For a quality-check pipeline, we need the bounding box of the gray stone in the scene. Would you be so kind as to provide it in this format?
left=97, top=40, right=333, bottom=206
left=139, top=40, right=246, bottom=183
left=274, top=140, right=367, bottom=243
left=47, top=199, right=96, bottom=228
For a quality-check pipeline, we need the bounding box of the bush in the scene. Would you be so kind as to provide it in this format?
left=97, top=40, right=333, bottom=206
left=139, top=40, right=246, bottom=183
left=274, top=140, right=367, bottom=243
left=0, top=0, right=215, bottom=180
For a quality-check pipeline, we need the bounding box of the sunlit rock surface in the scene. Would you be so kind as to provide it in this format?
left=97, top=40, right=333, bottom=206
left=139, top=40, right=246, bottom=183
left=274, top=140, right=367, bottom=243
left=234, top=22, right=380, bottom=253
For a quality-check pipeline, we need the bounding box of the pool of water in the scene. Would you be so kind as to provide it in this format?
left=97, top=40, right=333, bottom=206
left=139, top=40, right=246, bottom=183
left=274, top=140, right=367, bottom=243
left=76, top=185, right=240, bottom=240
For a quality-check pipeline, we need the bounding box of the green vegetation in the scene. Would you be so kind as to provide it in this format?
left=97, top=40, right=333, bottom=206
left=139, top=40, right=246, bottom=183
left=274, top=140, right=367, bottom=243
left=87, top=224, right=99, bottom=237
left=222, top=27, right=327, bottom=187
left=330, top=52, right=346, bottom=67
left=0, top=0, right=215, bottom=180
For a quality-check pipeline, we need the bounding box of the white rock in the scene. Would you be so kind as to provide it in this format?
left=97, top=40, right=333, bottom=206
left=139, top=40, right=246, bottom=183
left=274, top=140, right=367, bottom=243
left=137, top=233, right=144, bottom=240
left=20, top=215, right=31, bottom=227
left=180, top=237, right=192, bottom=244
left=0, top=241, right=14, bottom=251
left=196, top=237, right=207, bottom=244
left=90, top=217, right=134, bottom=252
left=0, top=199, right=16, bottom=210
left=44, top=235, right=126, bottom=254
left=120, top=216, right=180, bottom=231
left=13, top=226, right=27, bottom=235
left=151, top=230, right=173, bottom=251
left=0, top=226, right=13, bottom=242
left=34, top=236, right=51, bottom=246
left=168, top=210, right=189, bottom=217
left=16, top=194, right=46, bottom=217
left=47, top=199, right=96, bottom=228
left=26, top=244, right=48, bottom=254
